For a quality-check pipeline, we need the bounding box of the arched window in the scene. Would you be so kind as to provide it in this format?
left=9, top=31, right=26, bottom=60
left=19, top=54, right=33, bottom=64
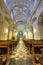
left=38, top=11, right=43, bottom=25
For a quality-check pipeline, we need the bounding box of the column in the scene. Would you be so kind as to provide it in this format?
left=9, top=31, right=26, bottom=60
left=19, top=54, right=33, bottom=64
left=29, top=26, right=34, bottom=39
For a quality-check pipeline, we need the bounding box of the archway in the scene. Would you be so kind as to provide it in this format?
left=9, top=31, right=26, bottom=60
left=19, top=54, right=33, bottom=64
left=15, top=21, right=28, bottom=38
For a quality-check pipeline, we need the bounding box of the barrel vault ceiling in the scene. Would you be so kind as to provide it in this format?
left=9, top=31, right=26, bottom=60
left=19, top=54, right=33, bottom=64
left=4, top=0, right=40, bottom=24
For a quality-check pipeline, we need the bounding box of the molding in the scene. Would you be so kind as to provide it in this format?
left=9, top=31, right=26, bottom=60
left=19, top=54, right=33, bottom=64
left=29, top=0, right=41, bottom=21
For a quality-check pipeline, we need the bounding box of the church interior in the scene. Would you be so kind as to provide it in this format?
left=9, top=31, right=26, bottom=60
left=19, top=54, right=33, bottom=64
left=0, top=0, right=43, bottom=65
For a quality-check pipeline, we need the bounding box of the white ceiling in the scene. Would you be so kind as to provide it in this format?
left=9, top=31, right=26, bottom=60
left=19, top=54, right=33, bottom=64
left=4, top=0, right=38, bottom=23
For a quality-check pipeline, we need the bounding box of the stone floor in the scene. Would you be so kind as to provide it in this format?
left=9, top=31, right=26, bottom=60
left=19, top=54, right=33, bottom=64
left=8, top=57, right=34, bottom=65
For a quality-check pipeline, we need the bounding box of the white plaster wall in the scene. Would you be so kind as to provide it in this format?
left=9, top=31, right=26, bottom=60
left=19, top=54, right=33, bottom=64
left=33, top=0, right=43, bottom=39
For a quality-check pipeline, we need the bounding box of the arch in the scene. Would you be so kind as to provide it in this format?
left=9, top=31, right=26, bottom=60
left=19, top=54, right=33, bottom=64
left=38, top=11, right=43, bottom=25
left=15, top=21, right=27, bottom=32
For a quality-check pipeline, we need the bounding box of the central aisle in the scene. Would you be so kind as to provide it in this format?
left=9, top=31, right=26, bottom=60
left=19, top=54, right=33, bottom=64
left=13, top=38, right=29, bottom=58
left=6, top=38, right=35, bottom=65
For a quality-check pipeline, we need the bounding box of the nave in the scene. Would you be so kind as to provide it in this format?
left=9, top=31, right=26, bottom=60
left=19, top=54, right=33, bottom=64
left=0, top=0, right=43, bottom=65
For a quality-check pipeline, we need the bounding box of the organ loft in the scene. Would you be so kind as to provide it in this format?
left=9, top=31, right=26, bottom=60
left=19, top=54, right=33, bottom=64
left=0, top=0, right=43, bottom=65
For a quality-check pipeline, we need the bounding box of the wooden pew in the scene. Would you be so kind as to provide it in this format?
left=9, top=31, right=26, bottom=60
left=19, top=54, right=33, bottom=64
left=0, top=40, right=19, bottom=60
left=23, top=39, right=43, bottom=61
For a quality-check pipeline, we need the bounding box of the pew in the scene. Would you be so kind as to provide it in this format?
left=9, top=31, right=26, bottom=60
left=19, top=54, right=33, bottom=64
left=23, top=39, right=43, bottom=64
left=38, top=49, right=43, bottom=65
left=0, top=39, right=19, bottom=65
